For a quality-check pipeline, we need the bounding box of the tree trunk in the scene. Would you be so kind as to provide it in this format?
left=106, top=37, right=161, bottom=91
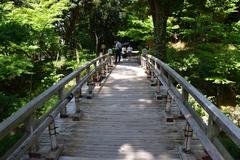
left=94, top=32, right=99, bottom=55
left=63, top=4, right=81, bottom=56
left=148, top=0, right=168, bottom=61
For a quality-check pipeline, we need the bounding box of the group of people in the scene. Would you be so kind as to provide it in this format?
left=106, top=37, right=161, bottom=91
left=114, top=40, right=133, bottom=64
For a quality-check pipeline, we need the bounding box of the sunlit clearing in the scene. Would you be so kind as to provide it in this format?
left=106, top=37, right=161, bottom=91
left=119, top=144, right=154, bottom=160
left=169, top=41, right=187, bottom=51
left=228, top=44, right=237, bottom=50
left=117, top=65, right=146, bottom=77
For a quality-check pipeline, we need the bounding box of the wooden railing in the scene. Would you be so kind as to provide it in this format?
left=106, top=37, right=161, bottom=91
left=0, top=54, right=112, bottom=160
left=141, top=54, right=240, bottom=160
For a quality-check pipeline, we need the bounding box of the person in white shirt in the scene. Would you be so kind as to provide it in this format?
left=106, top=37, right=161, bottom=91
left=122, top=46, right=127, bottom=58
left=127, top=45, right=133, bottom=60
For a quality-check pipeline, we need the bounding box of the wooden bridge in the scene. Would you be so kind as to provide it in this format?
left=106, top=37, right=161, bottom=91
left=0, top=53, right=239, bottom=160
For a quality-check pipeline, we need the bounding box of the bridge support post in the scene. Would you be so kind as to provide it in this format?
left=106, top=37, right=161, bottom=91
left=59, top=88, right=68, bottom=118
left=108, top=56, right=113, bottom=70
left=25, top=116, right=39, bottom=155
left=183, top=122, right=193, bottom=153
left=155, top=82, right=167, bottom=100
left=165, top=74, right=175, bottom=123
left=46, top=116, right=63, bottom=159
left=145, top=57, right=151, bottom=78
left=207, top=117, right=220, bottom=138
left=101, top=57, right=107, bottom=79
left=165, top=94, right=175, bottom=123
left=87, top=66, right=95, bottom=99
left=94, top=61, right=101, bottom=84
left=71, top=74, right=83, bottom=121
left=87, top=82, right=95, bottom=99
left=165, top=94, right=172, bottom=113
left=166, top=74, right=172, bottom=113
left=105, top=59, right=109, bottom=73
left=141, top=56, right=146, bottom=70
left=48, top=120, right=58, bottom=150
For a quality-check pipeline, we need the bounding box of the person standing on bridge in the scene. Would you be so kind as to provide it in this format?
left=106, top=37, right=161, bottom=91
left=114, top=40, right=122, bottom=64
left=127, top=44, right=133, bottom=61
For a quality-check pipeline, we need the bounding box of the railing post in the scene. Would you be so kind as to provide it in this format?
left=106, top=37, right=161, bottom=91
left=183, top=122, right=193, bottom=153
left=87, top=66, right=94, bottom=99
left=182, top=88, right=193, bottom=153
left=72, top=74, right=83, bottom=121
left=109, top=55, right=113, bottom=68
left=25, top=116, right=38, bottom=154
left=107, top=54, right=113, bottom=72
left=155, top=60, right=157, bottom=71
left=75, top=75, right=81, bottom=113
left=94, top=61, right=100, bottom=83
left=207, top=117, right=220, bottom=139
left=101, top=56, right=107, bottom=78
left=59, top=87, right=68, bottom=118
left=151, top=60, right=157, bottom=86
left=48, top=118, right=58, bottom=151
left=99, top=53, right=105, bottom=79
left=46, top=115, right=64, bottom=159
left=165, top=75, right=173, bottom=113
left=105, top=56, right=109, bottom=74
left=182, top=88, right=189, bottom=105
left=107, top=49, right=114, bottom=68
left=165, top=94, right=172, bottom=113
left=207, top=118, right=234, bottom=160
left=141, top=55, right=146, bottom=69
left=146, top=57, right=151, bottom=79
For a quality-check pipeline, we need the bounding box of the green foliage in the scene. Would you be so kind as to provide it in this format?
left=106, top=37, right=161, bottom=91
left=0, top=0, right=69, bottom=127
left=0, top=1, right=69, bottom=56
left=118, top=16, right=153, bottom=41
left=0, top=0, right=239, bottom=157
left=167, top=43, right=240, bottom=86
left=5, top=0, right=70, bottom=31
left=218, top=132, right=240, bottom=159
left=0, top=93, right=20, bottom=122
left=0, top=55, right=33, bottom=80
left=34, top=96, right=58, bottom=119
left=0, top=131, right=23, bottom=157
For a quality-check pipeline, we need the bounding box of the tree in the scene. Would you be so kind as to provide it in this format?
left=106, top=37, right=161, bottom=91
left=148, top=0, right=184, bottom=60
left=0, top=0, right=70, bottom=120
left=117, top=0, right=153, bottom=47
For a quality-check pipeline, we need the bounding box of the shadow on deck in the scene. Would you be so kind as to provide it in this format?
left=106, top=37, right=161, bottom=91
left=39, top=61, right=207, bottom=160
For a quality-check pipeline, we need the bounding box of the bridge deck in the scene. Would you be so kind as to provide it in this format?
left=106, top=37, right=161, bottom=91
left=40, top=61, right=206, bottom=160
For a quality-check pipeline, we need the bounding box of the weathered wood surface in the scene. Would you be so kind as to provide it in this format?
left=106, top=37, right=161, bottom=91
left=39, top=61, right=206, bottom=160
left=144, top=55, right=240, bottom=160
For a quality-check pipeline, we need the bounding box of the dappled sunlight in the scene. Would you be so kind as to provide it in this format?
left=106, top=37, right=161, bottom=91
left=138, top=98, right=153, bottom=104
left=169, top=41, right=188, bottom=51
left=129, top=103, right=147, bottom=109
left=113, top=86, right=130, bottom=92
left=119, top=144, right=155, bottom=160
left=228, top=44, right=237, bottom=50
left=110, top=64, right=146, bottom=79
left=118, top=144, right=175, bottom=160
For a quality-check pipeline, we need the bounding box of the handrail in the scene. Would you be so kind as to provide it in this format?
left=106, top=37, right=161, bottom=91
left=142, top=54, right=240, bottom=160
left=0, top=54, right=112, bottom=159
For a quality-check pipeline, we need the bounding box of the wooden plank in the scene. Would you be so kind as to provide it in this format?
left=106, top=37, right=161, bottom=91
left=173, top=94, right=224, bottom=159
left=0, top=55, right=110, bottom=140
left=146, top=54, right=240, bottom=148
left=37, top=62, right=206, bottom=160
left=0, top=55, right=111, bottom=159
left=144, top=55, right=238, bottom=160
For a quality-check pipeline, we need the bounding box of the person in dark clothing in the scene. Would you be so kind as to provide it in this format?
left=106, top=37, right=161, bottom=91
left=115, top=40, right=122, bottom=64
